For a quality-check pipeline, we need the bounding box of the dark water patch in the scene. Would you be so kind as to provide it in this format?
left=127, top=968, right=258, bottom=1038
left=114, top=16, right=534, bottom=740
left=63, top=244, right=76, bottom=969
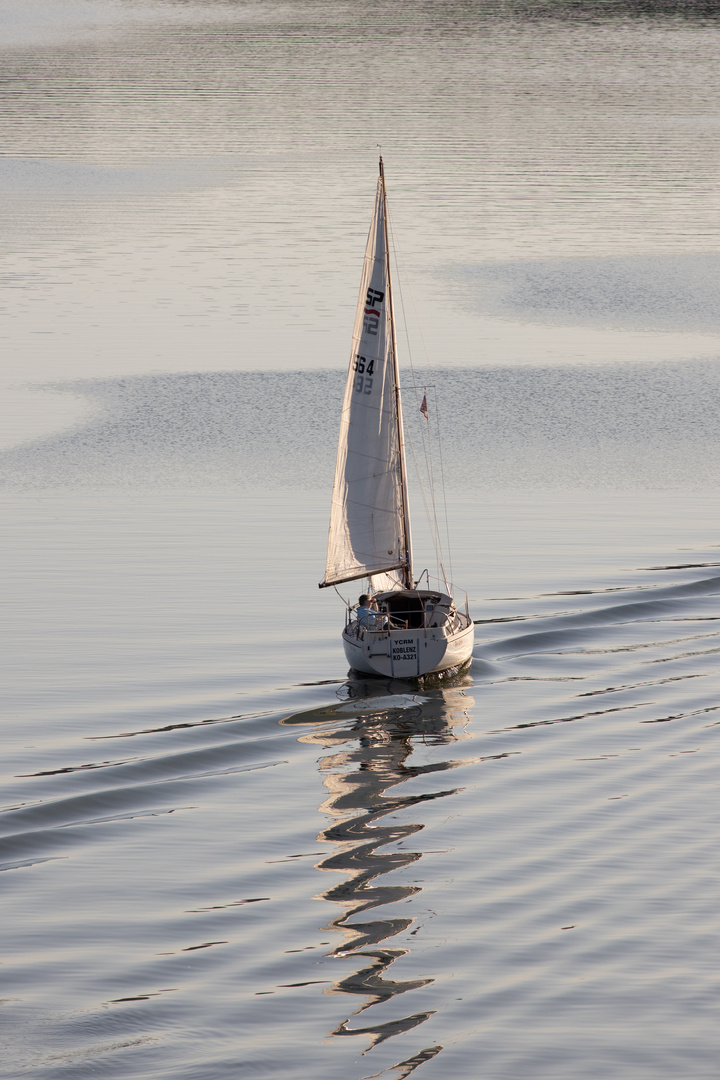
left=0, top=781, right=193, bottom=835
left=456, top=254, right=720, bottom=332
left=484, top=614, right=720, bottom=663
left=487, top=625, right=641, bottom=660
left=12, top=737, right=291, bottom=797
left=577, top=672, right=710, bottom=697
left=491, top=702, right=646, bottom=734
left=60, top=805, right=196, bottom=828
left=186, top=899, right=270, bottom=912
left=492, top=675, right=585, bottom=683
left=645, top=561, right=720, bottom=570
left=296, top=679, right=347, bottom=686
left=21, top=757, right=138, bottom=777
left=0, top=855, right=67, bottom=873
left=266, top=852, right=324, bottom=864
left=108, top=989, right=178, bottom=1004
left=87, top=710, right=276, bottom=740
left=645, top=644, right=720, bottom=665
left=636, top=573, right=720, bottom=600
left=545, top=574, right=720, bottom=599
left=181, top=941, right=228, bottom=952
left=3, top=361, right=720, bottom=491
left=640, top=704, right=720, bottom=724
left=0, top=801, right=43, bottom=814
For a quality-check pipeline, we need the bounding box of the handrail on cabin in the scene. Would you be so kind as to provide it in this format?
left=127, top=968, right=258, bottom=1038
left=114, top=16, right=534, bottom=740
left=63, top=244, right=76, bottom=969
left=351, top=607, right=455, bottom=632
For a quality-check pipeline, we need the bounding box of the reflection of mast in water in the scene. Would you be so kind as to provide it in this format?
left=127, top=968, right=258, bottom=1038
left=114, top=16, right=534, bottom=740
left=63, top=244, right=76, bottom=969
left=284, top=680, right=474, bottom=1066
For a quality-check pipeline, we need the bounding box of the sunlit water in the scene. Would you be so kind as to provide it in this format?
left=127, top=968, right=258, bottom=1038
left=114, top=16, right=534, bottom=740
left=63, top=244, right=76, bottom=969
left=2, top=3, right=720, bottom=1078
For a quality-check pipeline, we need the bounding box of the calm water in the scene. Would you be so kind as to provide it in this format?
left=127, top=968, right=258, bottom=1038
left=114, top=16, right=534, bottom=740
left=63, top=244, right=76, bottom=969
left=2, top=3, right=720, bottom=1078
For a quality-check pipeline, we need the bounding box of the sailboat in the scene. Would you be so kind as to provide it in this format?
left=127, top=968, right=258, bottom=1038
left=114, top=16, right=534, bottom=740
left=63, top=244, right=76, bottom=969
left=319, top=158, right=474, bottom=680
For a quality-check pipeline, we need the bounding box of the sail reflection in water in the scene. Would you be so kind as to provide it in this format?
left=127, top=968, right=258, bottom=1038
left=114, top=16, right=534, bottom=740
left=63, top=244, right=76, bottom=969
left=282, top=680, right=475, bottom=1068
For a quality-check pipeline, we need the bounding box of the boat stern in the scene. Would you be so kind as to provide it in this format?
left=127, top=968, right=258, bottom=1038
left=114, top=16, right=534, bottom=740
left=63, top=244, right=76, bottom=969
left=342, top=614, right=474, bottom=680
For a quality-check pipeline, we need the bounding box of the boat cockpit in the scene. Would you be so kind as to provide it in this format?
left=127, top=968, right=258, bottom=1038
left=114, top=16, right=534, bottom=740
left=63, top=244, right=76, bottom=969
left=351, top=589, right=455, bottom=631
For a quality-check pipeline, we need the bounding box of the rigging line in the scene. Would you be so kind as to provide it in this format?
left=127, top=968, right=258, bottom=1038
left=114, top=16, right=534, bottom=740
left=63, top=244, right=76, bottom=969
left=387, top=210, right=451, bottom=586
left=430, top=383, right=454, bottom=589
left=405, top=365, right=448, bottom=589
left=387, top=213, right=453, bottom=587
left=390, top=275, right=443, bottom=582
left=403, top=406, right=440, bottom=583
left=386, top=201, right=442, bottom=584
left=333, top=585, right=351, bottom=608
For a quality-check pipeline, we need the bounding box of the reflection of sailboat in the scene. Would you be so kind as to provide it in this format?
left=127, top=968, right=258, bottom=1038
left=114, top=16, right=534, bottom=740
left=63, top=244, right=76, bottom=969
left=282, top=679, right=474, bottom=1067
left=319, top=159, right=474, bottom=680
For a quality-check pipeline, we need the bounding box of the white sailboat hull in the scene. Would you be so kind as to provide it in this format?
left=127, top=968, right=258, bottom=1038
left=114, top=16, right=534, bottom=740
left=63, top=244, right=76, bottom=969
left=342, top=615, right=474, bottom=680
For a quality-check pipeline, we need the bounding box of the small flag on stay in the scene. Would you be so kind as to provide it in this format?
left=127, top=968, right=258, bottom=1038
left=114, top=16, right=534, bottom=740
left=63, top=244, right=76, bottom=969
left=420, top=395, right=428, bottom=421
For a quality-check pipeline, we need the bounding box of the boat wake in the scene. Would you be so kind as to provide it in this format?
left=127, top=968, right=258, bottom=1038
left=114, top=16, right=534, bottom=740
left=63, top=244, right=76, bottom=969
left=2, top=554, right=719, bottom=1079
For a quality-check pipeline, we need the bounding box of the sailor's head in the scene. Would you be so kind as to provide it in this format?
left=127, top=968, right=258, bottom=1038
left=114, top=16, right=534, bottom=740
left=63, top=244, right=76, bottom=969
left=359, top=594, right=370, bottom=606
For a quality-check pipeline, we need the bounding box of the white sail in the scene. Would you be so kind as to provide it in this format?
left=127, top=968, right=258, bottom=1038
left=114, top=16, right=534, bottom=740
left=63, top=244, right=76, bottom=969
left=320, top=169, right=411, bottom=589
left=369, top=569, right=405, bottom=592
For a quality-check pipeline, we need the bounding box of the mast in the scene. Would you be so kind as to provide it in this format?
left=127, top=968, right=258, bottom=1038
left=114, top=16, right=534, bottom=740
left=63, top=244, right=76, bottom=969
left=379, top=156, right=414, bottom=590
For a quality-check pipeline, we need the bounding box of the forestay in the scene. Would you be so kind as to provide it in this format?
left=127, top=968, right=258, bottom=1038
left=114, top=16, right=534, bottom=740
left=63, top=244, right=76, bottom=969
left=320, top=168, right=411, bottom=589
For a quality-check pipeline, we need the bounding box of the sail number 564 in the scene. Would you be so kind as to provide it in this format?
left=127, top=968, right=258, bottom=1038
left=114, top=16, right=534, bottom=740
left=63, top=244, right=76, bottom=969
left=354, top=354, right=375, bottom=394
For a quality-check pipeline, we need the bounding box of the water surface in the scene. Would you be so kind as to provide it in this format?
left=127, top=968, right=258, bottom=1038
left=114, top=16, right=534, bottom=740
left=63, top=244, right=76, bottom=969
left=2, top=2, right=720, bottom=1077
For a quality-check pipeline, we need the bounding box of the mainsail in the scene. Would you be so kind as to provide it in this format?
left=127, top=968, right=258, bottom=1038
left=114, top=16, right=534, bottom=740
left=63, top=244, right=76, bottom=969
left=320, top=162, right=412, bottom=590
